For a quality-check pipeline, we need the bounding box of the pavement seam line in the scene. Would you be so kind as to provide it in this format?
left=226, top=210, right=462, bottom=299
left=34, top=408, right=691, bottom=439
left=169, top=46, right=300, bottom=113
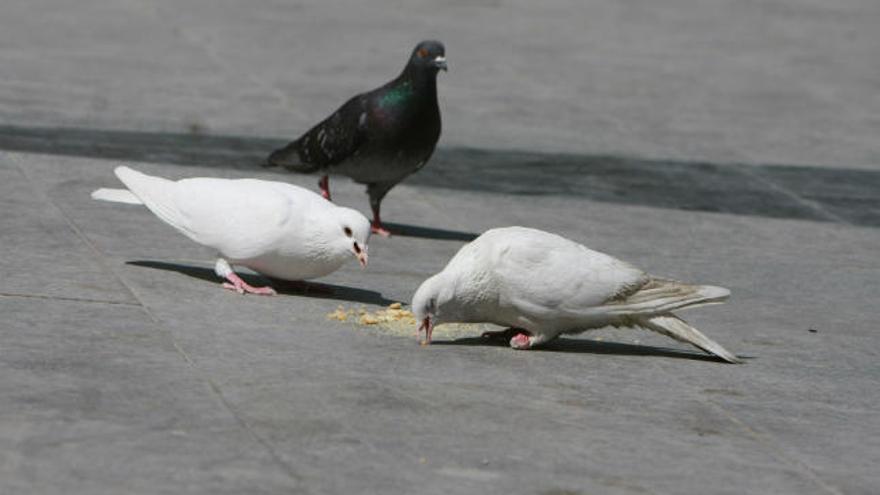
left=736, top=165, right=849, bottom=225
left=0, top=291, right=140, bottom=306
left=704, top=398, right=846, bottom=495
left=8, top=154, right=143, bottom=305
left=9, top=154, right=306, bottom=489
left=649, top=358, right=845, bottom=495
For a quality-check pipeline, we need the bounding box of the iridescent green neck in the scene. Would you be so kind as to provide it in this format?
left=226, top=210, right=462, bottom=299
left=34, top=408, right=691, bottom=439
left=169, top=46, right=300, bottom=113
left=378, top=81, right=413, bottom=109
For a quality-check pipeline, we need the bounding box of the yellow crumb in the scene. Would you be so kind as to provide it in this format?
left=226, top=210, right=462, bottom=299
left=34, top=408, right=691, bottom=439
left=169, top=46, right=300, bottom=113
left=359, top=314, right=380, bottom=325
left=326, top=302, right=494, bottom=341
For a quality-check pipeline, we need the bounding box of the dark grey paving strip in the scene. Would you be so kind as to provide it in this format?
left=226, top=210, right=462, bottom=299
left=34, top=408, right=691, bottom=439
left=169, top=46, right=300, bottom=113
left=751, top=165, right=880, bottom=227
left=2, top=124, right=878, bottom=226
left=0, top=125, right=280, bottom=170
left=735, top=165, right=848, bottom=224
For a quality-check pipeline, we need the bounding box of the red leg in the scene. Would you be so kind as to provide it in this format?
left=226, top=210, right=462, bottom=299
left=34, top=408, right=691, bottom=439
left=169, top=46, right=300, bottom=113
left=221, top=272, right=277, bottom=296
left=318, top=175, right=331, bottom=201
left=370, top=204, right=392, bottom=237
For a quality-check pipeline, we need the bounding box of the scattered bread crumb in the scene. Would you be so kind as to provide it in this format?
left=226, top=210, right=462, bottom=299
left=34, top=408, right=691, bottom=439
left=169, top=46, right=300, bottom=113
left=326, top=302, right=493, bottom=340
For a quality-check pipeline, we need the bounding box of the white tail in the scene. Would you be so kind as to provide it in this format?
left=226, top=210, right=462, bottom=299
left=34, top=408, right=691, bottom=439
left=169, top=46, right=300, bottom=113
left=637, top=314, right=742, bottom=363
left=91, top=188, right=142, bottom=205
left=603, top=279, right=730, bottom=316
left=109, top=166, right=195, bottom=238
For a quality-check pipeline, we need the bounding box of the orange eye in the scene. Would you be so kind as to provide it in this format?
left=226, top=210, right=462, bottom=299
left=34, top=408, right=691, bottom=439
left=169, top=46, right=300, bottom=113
left=417, top=48, right=429, bottom=58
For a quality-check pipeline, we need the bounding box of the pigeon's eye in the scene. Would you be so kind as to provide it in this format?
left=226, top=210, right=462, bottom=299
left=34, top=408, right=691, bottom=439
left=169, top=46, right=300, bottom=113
left=343, top=226, right=352, bottom=237
left=417, top=48, right=429, bottom=58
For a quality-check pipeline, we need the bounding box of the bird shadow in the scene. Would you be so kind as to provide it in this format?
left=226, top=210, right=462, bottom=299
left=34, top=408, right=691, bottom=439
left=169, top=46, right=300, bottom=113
left=383, top=222, right=478, bottom=242
left=126, top=260, right=396, bottom=305
left=432, top=336, right=748, bottom=363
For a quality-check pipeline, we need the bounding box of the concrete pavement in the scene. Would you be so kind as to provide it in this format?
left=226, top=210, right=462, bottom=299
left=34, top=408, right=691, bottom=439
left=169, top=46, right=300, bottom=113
left=1, top=1, right=879, bottom=494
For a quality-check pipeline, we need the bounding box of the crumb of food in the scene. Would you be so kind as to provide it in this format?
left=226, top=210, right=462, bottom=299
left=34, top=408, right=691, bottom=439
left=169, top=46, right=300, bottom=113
left=359, top=314, right=380, bottom=325
left=326, top=302, right=494, bottom=339
left=327, top=306, right=349, bottom=321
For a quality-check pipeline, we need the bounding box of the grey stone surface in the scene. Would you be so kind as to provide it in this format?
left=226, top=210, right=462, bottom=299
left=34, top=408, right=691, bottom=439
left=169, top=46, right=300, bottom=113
left=0, top=0, right=879, bottom=168
left=2, top=151, right=879, bottom=494
left=2, top=126, right=879, bottom=227
left=1, top=1, right=879, bottom=493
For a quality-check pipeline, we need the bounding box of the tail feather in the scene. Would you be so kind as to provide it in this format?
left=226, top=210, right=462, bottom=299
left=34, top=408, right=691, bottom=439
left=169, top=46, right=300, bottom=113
left=91, top=188, right=142, bottom=205
left=604, top=279, right=730, bottom=316
left=637, top=314, right=742, bottom=364
left=267, top=142, right=321, bottom=173
left=111, top=166, right=194, bottom=237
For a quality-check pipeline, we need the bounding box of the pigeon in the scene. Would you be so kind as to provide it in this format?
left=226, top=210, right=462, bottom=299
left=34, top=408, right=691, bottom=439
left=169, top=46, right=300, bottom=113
left=91, top=166, right=371, bottom=295
left=411, top=227, right=741, bottom=363
left=266, top=40, right=447, bottom=237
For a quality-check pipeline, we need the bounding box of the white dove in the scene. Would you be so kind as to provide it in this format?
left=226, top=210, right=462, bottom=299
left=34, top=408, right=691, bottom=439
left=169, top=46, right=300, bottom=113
left=412, top=227, right=741, bottom=363
left=92, top=166, right=371, bottom=295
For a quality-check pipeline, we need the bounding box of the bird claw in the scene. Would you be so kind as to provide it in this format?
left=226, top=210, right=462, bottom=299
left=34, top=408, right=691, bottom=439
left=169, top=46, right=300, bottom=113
left=510, top=333, right=533, bottom=350
left=222, top=274, right=277, bottom=296
left=371, top=223, right=392, bottom=237
left=222, top=282, right=245, bottom=294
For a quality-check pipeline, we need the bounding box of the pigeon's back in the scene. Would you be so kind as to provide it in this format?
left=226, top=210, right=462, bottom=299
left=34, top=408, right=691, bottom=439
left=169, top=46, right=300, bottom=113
left=114, top=167, right=318, bottom=260
left=466, top=227, right=647, bottom=318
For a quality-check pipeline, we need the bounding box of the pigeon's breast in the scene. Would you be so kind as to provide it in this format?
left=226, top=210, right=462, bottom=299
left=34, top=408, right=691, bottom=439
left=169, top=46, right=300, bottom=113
left=330, top=93, right=440, bottom=183
left=334, top=147, right=431, bottom=183
left=231, top=251, right=347, bottom=281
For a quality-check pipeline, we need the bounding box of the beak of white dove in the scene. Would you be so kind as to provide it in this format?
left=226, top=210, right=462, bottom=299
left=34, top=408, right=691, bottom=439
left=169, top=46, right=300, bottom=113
left=433, top=56, right=448, bottom=71
left=353, top=243, right=368, bottom=268
left=418, top=316, right=434, bottom=346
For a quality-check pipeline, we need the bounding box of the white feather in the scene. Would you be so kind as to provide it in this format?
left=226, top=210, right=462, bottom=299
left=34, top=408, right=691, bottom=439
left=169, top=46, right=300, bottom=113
left=91, top=188, right=142, bottom=205
left=412, top=226, right=740, bottom=363
left=93, top=166, right=371, bottom=281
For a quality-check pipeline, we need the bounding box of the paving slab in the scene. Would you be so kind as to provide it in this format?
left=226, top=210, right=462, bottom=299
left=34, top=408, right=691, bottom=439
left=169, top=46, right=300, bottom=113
left=1, top=0, right=879, bottom=168
left=2, top=151, right=878, bottom=494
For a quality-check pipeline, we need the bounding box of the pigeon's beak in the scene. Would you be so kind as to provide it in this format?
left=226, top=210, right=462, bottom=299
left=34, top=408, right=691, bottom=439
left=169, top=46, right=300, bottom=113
left=433, top=56, right=448, bottom=71
left=353, top=244, right=368, bottom=268
left=418, top=317, right=434, bottom=346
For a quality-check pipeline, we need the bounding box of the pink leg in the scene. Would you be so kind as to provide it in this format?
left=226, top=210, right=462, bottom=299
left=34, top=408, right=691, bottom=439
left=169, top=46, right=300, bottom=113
left=510, top=331, right=533, bottom=350
left=318, top=175, right=331, bottom=201
left=370, top=204, right=392, bottom=237
left=221, top=272, right=277, bottom=296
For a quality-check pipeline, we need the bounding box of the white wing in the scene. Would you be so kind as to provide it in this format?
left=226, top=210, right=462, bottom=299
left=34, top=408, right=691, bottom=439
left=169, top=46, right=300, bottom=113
left=114, top=166, right=320, bottom=259
left=472, top=227, right=647, bottom=319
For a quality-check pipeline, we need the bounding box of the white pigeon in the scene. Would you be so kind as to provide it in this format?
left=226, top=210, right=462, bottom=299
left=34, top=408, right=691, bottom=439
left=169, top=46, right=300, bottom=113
left=411, top=226, right=741, bottom=363
left=92, top=166, right=371, bottom=295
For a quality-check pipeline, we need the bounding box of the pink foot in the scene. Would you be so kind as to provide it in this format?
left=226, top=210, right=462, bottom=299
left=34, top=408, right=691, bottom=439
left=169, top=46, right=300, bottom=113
left=371, top=222, right=392, bottom=237
left=222, top=272, right=277, bottom=296
left=510, top=332, right=533, bottom=350
left=318, top=175, right=331, bottom=201
left=370, top=206, right=392, bottom=237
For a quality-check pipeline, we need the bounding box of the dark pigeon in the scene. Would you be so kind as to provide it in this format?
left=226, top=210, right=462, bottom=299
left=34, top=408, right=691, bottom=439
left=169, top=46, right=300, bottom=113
left=266, top=40, right=447, bottom=236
